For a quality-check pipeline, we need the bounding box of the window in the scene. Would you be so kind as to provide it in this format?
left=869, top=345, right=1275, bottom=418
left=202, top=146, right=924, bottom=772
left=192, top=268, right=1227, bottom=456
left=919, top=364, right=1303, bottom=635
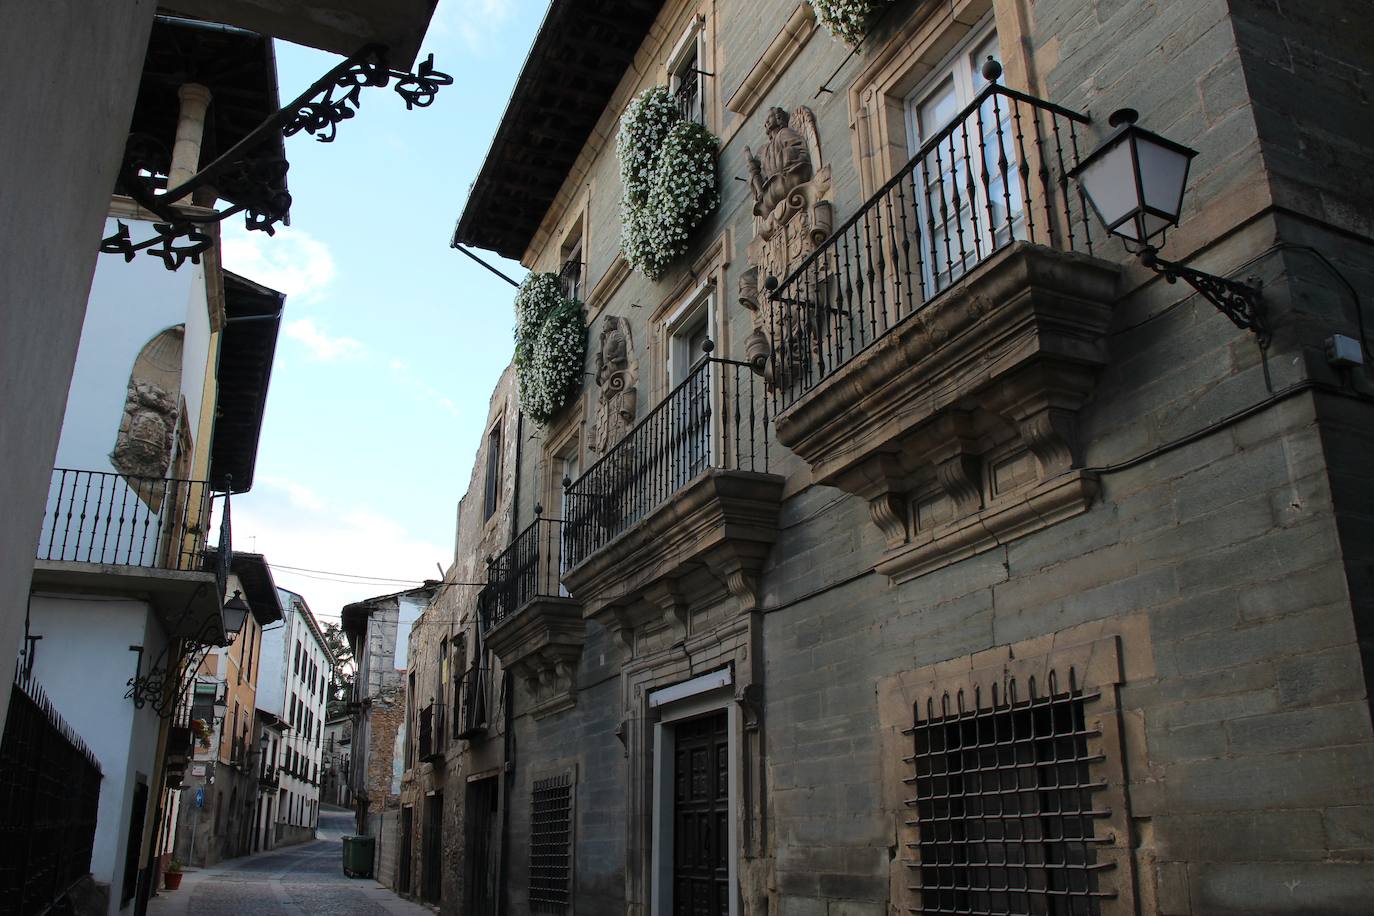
left=907, top=680, right=1106, bottom=915
left=668, top=16, right=706, bottom=126
left=665, top=290, right=716, bottom=488
left=559, top=237, right=583, bottom=301
left=529, top=772, right=573, bottom=913
left=905, top=23, right=1021, bottom=292
left=483, top=420, right=503, bottom=520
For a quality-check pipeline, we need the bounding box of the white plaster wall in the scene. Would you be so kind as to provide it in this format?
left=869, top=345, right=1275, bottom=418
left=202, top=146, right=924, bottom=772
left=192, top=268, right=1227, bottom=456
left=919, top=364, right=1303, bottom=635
left=257, top=611, right=287, bottom=717
left=180, top=265, right=212, bottom=455
left=394, top=595, right=425, bottom=670
left=55, top=219, right=201, bottom=475
left=28, top=593, right=166, bottom=915
left=0, top=0, right=158, bottom=737
left=36, top=221, right=214, bottom=567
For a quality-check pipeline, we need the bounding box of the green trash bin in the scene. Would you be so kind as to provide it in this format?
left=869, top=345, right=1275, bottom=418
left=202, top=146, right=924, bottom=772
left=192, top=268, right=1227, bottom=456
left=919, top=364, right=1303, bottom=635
left=342, top=835, right=375, bottom=879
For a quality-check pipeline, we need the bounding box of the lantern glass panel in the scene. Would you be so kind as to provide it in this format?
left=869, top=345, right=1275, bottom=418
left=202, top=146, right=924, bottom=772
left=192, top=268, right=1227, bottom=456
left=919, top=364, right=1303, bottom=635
left=1076, top=140, right=1142, bottom=240
left=1137, top=137, right=1191, bottom=226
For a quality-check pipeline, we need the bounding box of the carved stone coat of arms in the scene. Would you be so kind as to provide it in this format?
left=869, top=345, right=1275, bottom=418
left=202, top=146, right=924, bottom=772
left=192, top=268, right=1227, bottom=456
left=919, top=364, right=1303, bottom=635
left=737, top=105, right=833, bottom=385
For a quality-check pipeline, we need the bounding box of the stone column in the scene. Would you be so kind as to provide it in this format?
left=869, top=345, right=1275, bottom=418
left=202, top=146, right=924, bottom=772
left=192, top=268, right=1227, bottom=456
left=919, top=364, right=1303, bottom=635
left=168, top=82, right=212, bottom=193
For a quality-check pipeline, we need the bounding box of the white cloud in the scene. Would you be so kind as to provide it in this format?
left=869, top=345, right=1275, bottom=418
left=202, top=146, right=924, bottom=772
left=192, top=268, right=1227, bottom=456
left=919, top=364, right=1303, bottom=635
left=233, top=492, right=450, bottom=624
left=284, top=318, right=365, bottom=361
left=220, top=223, right=336, bottom=304
left=257, top=475, right=326, bottom=512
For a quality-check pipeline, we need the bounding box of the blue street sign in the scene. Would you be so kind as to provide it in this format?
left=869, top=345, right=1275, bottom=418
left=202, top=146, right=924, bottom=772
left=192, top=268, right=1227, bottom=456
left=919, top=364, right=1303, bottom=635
left=194, top=787, right=205, bottom=808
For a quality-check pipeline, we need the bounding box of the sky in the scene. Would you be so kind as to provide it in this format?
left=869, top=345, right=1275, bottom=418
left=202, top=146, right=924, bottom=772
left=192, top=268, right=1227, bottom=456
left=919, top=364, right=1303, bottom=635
left=222, top=0, right=546, bottom=628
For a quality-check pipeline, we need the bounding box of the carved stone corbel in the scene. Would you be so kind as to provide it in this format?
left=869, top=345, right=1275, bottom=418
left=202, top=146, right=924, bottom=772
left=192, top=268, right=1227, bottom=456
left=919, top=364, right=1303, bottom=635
left=736, top=682, right=764, bottom=731
left=867, top=494, right=909, bottom=548
left=644, top=581, right=689, bottom=642
left=718, top=559, right=761, bottom=613
left=607, top=604, right=637, bottom=651
left=1018, top=407, right=1081, bottom=478
left=980, top=363, right=1096, bottom=479
left=923, top=411, right=983, bottom=513
left=833, top=452, right=911, bottom=549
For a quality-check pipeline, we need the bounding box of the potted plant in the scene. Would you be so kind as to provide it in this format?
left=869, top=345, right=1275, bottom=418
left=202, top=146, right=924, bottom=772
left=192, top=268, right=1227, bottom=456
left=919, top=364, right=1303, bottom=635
left=164, top=859, right=184, bottom=890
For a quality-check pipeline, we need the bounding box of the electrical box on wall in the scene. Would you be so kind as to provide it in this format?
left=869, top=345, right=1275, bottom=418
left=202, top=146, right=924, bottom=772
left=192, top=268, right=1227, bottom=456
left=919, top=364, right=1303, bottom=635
left=1326, top=334, right=1365, bottom=368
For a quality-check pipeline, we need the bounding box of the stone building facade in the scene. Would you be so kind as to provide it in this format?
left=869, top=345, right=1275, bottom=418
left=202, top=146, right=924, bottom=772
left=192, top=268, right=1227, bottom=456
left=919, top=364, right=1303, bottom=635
left=343, top=581, right=443, bottom=884
left=415, top=1, right=1374, bottom=914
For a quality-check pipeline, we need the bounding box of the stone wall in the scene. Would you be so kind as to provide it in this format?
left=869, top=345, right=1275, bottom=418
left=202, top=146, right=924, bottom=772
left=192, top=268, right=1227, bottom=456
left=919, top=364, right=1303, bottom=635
left=441, top=0, right=1374, bottom=913
left=365, top=687, right=406, bottom=815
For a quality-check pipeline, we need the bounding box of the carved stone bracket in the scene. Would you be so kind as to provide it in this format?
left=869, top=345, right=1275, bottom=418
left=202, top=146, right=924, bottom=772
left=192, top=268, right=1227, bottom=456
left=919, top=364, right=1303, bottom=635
left=563, top=469, right=784, bottom=648
left=773, top=242, right=1121, bottom=581
left=483, top=596, right=584, bottom=719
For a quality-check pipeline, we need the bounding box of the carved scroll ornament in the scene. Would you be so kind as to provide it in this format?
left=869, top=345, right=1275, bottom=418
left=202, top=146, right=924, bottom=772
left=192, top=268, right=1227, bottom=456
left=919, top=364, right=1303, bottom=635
left=588, top=316, right=639, bottom=454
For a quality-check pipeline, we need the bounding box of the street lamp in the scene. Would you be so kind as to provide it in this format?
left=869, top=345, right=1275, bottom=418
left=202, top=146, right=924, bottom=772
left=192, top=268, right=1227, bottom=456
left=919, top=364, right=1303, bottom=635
left=1070, top=108, right=1265, bottom=340
left=223, top=590, right=251, bottom=641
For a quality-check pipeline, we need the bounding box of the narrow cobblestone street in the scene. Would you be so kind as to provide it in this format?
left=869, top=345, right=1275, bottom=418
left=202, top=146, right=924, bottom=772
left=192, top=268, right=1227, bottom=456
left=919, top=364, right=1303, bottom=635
left=149, top=808, right=429, bottom=916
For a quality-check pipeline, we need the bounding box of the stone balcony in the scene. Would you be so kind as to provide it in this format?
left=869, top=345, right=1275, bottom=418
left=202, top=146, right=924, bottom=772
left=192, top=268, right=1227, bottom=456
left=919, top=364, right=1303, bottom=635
left=480, top=516, right=585, bottom=718
left=763, top=83, right=1120, bottom=581
left=772, top=241, right=1119, bottom=582
left=561, top=357, right=783, bottom=649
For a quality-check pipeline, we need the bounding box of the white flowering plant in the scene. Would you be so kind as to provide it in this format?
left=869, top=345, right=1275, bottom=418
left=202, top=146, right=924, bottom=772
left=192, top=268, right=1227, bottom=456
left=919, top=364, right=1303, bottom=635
left=810, top=0, right=893, bottom=46
left=513, top=272, right=587, bottom=425
left=617, top=86, right=720, bottom=281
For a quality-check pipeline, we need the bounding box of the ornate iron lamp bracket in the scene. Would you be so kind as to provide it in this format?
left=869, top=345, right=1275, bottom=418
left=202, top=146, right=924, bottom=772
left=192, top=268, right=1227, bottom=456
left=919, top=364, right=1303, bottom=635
left=102, top=45, right=453, bottom=270
left=1138, top=247, right=1267, bottom=343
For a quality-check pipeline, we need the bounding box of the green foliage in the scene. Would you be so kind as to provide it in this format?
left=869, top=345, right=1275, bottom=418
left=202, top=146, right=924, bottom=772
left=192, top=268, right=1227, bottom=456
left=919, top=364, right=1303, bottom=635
left=513, top=273, right=588, bottom=425
left=617, top=87, right=720, bottom=280
left=810, top=0, right=893, bottom=46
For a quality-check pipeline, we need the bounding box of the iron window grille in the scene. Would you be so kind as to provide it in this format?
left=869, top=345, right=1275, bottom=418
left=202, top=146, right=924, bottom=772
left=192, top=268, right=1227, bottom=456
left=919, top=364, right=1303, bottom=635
left=529, top=772, right=573, bottom=913
left=904, top=672, right=1114, bottom=915
left=559, top=254, right=583, bottom=301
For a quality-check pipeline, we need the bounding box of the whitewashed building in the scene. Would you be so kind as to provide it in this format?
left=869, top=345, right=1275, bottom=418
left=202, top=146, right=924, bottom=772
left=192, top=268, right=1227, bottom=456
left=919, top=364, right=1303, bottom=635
left=258, top=587, right=334, bottom=845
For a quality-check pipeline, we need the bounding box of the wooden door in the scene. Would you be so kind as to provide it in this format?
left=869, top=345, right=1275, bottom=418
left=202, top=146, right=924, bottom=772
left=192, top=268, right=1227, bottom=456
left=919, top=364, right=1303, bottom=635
left=674, top=710, right=729, bottom=916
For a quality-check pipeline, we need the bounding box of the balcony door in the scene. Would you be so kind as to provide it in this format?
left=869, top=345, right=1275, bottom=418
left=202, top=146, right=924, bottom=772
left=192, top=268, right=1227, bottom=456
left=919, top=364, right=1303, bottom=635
left=666, top=293, right=715, bottom=493
left=906, top=24, right=1022, bottom=295
left=558, top=451, right=579, bottom=596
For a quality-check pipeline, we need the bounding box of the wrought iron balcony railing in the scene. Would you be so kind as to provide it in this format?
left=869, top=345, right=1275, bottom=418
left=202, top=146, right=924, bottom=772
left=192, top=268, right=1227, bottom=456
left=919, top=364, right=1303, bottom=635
left=481, top=517, right=567, bottom=634
left=767, top=79, right=1094, bottom=412
left=563, top=355, right=768, bottom=570
left=417, top=702, right=445, bottom=762
left=455, top=665, right=491, bottom=740
left=259, top=766, right=279, bottom=789
left=37, top=468, right=223, bottom=575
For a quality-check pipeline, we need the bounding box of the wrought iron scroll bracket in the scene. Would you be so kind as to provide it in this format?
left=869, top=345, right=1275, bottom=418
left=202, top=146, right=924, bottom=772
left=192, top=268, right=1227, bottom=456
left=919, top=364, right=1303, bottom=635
left=1140, top=247, right=1267, bottom=344
left=125, top=581, right=222, bottom=718
left=102, top=45, right=453, bottom=270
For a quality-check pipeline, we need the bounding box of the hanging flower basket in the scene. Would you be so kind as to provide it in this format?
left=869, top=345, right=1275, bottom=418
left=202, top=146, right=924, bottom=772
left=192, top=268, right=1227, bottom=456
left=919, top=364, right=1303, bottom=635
left=810, top=0, right=894, bottom=46
left=514, top=273, right=587, bottom=425
left=617, top=86, right=720, bottom=281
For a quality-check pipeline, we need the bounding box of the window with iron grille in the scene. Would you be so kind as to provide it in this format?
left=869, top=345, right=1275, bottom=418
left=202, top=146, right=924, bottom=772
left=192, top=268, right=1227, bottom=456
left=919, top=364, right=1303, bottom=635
left=906, top=679, right=1112, bottom=916
left=529, top=771, right=573, bottom=913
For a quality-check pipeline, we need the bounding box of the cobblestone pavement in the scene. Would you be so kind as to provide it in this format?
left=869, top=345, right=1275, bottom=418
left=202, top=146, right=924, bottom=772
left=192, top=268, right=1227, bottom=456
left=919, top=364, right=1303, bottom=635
left=150, top=808, right=430, bottom=916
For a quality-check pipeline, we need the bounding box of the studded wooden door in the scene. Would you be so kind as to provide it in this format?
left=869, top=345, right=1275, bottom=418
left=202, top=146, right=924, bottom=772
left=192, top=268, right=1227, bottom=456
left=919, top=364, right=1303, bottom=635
left=673, top=710, right=729, bottom=916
